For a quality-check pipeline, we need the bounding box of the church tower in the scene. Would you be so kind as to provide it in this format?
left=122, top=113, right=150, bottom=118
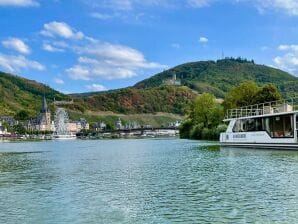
left=39, top=96, right=51, bottom=131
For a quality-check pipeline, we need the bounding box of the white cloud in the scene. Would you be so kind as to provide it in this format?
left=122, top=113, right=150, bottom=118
left=199, top=36, right=208, bottom=43
left=90, top=12, right=114, bottom=20
left=278, top=44, right=298, bottom=51
left=54, top=77, right=64, bottom=84
left=0, top=0, right=39, bottom=7
left=87, top=0, right=133, bottom=10
left=42, top=43, right=64, bottom=52
left=2, top=38, right=31, bottom=54
left=187, top=0, right=210, bottom=8
left=67, top=41, right=166, bottom=80
left=41, top=21, right=84, bottom=40
left=66, top=65, right=91, bottom=80
left=0, top=53, right=44, bottom=73
left=85, top=0, right=298, bottom=17
left=85, top=0, right=212, bottom=10
left=86, top=84, right=107, bottom=91
left=273, top=44, right=298, bottom=75
left=255, top=0, right=298, bottom=16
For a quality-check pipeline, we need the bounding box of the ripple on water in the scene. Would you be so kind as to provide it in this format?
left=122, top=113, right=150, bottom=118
left=0, top=139, right=298, bottom=223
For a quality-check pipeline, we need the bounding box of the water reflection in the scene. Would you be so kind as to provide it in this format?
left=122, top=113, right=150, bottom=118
left=194, top=144, right=220, bottom=151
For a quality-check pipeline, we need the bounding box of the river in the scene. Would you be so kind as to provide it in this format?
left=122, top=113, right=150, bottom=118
left=0, top=139, right=298, bottom=223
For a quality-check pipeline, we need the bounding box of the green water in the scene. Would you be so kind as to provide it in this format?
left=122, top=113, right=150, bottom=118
left=0, top=139, right=298, bottom=223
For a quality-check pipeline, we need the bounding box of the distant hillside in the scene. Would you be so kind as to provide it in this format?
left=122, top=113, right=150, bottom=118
left=134, top=58, right=298, bottom=98
left=1, top=58, right=298, bottom=120
left=0, top=71, right=66, bottom=116
left=69, top=86, right=195, bottom=115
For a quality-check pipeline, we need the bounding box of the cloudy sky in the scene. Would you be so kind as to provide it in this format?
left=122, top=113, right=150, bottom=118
left=0, top=0, right=298, bottom=93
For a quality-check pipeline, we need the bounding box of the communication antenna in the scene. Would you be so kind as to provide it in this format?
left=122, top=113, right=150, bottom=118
left=221, top=50, right=225, bottom=59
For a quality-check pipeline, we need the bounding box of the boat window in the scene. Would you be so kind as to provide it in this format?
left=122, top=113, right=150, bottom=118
left=255, top=118, right=263, bottom=131
left=263, top=115, right=293, bottom=138
left=246, top=119, right=255, bottom=131
left=233, top=120, right=242, bottom=132
left=233, top=118, right=263, bottom=132
left=232, top=115, right=293, bottom=138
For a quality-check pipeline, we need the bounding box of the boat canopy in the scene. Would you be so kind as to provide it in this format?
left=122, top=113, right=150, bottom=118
left=225, top=98, right=298, bottom=120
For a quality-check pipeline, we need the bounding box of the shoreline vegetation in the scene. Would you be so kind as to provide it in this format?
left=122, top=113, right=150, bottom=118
left=179, top=81, right=282, bottom=140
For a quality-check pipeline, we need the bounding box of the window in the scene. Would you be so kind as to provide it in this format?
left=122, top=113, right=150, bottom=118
left=232, top=115, right=293, bottom=138
left=263, top=115, right=293, bottom=138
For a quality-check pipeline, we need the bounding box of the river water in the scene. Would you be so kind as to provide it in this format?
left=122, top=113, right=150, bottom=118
left=0, top=139, right=298, bottom=223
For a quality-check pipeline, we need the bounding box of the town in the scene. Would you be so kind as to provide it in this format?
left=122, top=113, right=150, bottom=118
left=0, top=96, right=181, bottom=140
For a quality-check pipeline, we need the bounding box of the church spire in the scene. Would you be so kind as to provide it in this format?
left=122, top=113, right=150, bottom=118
left=41, top=95, right=49, bottom=113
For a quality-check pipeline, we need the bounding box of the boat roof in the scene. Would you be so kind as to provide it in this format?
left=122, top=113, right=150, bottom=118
left=224, top=98, right=298, bottom=121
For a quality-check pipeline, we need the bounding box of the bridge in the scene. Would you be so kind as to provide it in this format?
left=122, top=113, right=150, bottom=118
left=109, top=127, right=178, bottom=134
left=77, top=127, right=179, bottom=137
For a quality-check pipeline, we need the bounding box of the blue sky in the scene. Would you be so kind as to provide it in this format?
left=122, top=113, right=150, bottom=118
left=0, top=0, right=298, bottom=93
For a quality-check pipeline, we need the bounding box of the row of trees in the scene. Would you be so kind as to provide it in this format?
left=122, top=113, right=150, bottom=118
left=180, top=81, right=282, bottom=140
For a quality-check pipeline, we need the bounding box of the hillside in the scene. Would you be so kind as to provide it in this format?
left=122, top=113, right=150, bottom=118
left=0, top=71, right=66, bottom=116
left=134, top=58, right=298, bottom=98
left=69, top=86, right=195, bottom=115
left=1, top=58, right=298, bottom=121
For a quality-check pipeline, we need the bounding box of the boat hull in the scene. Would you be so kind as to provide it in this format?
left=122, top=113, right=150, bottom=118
left=220, top=142, right=298, bottom=150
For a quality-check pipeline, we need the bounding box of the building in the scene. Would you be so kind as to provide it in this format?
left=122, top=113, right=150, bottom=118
left=26, top=96, right=53, bottom=132
left=67, top=118, right=90, bottom=135
left=163, top=73, right=181, bottom=86
left=0, top=121, right=10, bottom=135
left=0, top=116, right=18, bottom=127
left=38, top=96, right=52, bottom=131
left=94, top=121, right=107, bottom=131
left=115, top=118, right=123, bottom=130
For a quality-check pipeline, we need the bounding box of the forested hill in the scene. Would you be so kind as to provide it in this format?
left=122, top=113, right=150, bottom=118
left=0, top=71, right=66, bottom=116
left=69, top=86, right=195, bottom=114
left=134, top=58, right=298, bottom=98
left=1, top=58, right=298, bottom=117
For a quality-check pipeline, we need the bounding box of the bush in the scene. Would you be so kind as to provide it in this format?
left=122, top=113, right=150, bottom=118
left=215, top=124, right=228, bottom=136
left=189, top=123, right=204, bottom=139
left=201, top=128, right=216, bottom=140
left=179, top=119, right=193, bottom=138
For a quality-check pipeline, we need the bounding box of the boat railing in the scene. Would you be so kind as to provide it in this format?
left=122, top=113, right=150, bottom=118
left=225, top=98, right=298, bottom=119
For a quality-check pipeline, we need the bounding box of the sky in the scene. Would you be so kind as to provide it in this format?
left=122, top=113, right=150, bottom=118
left=1, top=0, right=298, bottom=93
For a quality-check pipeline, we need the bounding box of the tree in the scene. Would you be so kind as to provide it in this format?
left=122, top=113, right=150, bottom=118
left=15, top=110, right=30, bottom=121
left=180, top=93, right=225, bottom=140
left=190, top=93, right=223, bottom=128
left=12, top=124, right=27, bottom=135
left=223, top=81, right=283, bottom=110
left=255, top=83, right=282, bottom=103
left=223, top=81, right=259, bottom=109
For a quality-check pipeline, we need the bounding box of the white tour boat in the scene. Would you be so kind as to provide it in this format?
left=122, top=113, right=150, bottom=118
left=220, top=98, right=298, bottom=149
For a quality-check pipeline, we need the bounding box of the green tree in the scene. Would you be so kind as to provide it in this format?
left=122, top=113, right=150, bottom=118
left=180, top=93, right=225, bottom=140
left=15, top=110, right=30, bottom=121
left=190, top=93, right=223, bottom=128
left=255, top=83, right=282, bottom=103
left=223, top=81, right=259, bottom=109
left=12, top=124, right=27, bottom=135
left=223, top=81, right=283, bottom=110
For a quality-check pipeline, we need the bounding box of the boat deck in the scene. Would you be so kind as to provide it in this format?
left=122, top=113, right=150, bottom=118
left=225, top=98, right=298, bottom=120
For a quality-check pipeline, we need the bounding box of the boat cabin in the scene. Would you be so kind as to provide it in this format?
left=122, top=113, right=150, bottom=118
left=220, top=98, right=298, bottom=149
